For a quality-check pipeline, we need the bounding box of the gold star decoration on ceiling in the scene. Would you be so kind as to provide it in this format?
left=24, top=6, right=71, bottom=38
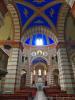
left=24, top=9, right=29, bottom=17
left=50, top=8, right=55, bottom=17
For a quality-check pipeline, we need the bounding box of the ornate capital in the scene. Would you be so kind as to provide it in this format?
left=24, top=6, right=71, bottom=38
left=0, top=40, right=23, bottom=51
left=56, top=42, right=67, bottom=50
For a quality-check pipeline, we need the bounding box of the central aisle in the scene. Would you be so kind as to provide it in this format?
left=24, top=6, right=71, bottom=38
left=33, top=90, right=47, bottom=100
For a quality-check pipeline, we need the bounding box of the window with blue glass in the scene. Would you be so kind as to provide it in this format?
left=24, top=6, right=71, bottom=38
left=25, top=33, right=54, bottom=46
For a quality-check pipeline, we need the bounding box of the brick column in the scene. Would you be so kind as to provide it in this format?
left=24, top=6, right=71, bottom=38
left=50, top=73, right=55, bottom=86
left=47, top=71, right=50, bottom=86
left=25, top=65, right=31, bottom=86
left=0, top=80, right=1, bottom=93
left=57, top=42, right=75, bottom=94
left=71, top=56, right=75, bottom=79
left=3, top=42, right=23, bottom=93
left=47, top=66, right=55, bottom=86
left=1, top=3, right=21, bottom=93
left=7, top=4, right=20, bottom=41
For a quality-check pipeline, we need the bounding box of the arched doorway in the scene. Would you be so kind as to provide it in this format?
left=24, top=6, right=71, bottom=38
left=31, top=57, right=48, bottom=89
left=20, top=70, right=26, bottom=89
left=53, top=69, right=59, bottom=86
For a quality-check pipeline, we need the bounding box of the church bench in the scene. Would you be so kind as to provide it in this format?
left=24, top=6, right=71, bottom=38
left=43, top=86, right=67, bottom=99
left=44, top=90, right=66, bottom=96
left=49, top=97, right=75, bottom=100
left=15, top=87, right=37, bottom=97
left=44, top=90, right=63, bottom=93
left=0, top=93, right=30, bottom=100
left=45, top=93, right=75, bottom=100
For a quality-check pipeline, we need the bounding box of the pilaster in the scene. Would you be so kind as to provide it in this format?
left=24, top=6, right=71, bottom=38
left=47, top=66, right=55, bottom=86
left=3, top=41, right=23, bottom=93
left=56, top=42, right=75, bottom=94
left=25, top=64, right=31, bottom=86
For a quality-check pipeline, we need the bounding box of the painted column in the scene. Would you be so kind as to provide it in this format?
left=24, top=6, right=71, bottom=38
left=72, top=61, right=75, bottom=79
left=47, top=65, right=50, bottom=86
left=3, top=42, right=22, bottom=93
left=71, top=56, right=75, bottom=79
left=7, top=4, right=20, bottom=41
left=0, top=80, right=1, bottom=93
left=57, top=42, right=75, bottom=94
left=49, top=72, right=55, bottom=86
left=25, top=64, right=31, bottom=86
left=25, top=48, right=31, bottom=87
left=47, top=66, right=55, bottom=86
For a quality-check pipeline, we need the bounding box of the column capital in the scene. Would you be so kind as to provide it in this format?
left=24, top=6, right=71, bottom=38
left=71, top=1, right=75, bottom=17
left=56, top=42, right=67, bottom=50
left=56, top=41, right=75, bottom=51
left=0, top=40, right=23, bottom=51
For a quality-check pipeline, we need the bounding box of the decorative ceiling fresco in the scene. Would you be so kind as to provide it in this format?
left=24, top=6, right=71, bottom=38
left=24, top=0, right=54, bottom=7
left=15, top=0, right=64, bottom=32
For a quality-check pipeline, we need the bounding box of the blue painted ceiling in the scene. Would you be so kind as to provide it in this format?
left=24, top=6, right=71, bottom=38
left=32, top=57, right=47, bottom=65
left=25, top=33, right=54, bottom=46
left=15, top=0, right=62, bottom=31
left=24, top=0, right=54, bottom=7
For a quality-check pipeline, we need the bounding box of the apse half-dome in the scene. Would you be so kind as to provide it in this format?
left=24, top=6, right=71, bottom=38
left=32, top=57, right=47, bottom=65
left=25, top=33, right=54, bottom=46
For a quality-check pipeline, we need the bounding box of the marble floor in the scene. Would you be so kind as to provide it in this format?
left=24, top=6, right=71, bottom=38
left=33, top=90, right=47, bottom=100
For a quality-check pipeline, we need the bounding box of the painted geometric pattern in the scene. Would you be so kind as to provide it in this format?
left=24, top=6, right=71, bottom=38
left=24, top=0, right=54, bottom=7
left=16, top=1, right=62, bottom=30
left=45, top=3, right=62, bottom=25
left=16, top=3, right=34, bottom=26
left=27, top=16, right=50, bottom=29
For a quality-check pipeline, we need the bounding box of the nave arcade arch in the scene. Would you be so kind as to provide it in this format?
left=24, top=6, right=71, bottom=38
left=0, top=1, right=75, bottom=94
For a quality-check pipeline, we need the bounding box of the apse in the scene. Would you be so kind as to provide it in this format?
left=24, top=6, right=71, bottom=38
left=32, top=57, right=47, bottom=65
left=25, top=33, right=54, bottom=46
left=36, top=38, right=43, bottom=46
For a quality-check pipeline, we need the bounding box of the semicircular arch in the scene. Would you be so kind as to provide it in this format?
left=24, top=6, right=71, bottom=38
left=7, top=4, right=20, bottom=41
left=21, top=26, right=58, bottom=46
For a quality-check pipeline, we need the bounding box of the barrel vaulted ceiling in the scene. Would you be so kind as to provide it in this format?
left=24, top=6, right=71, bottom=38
left=15, top=0, right=65, bottom=33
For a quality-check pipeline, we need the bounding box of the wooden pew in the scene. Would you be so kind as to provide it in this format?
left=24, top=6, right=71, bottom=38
left=0, top=93, right=30, bottom=100
left=15, top=87, right=37, bottom=98
left=43, top=86, right=75, bottom=100
left=0, top=87, right=37, bottom=100
left=43, top=86, right=66, bottom=97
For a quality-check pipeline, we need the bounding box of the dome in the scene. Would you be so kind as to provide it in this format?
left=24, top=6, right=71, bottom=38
left=25, top=33, right=54, bottom=46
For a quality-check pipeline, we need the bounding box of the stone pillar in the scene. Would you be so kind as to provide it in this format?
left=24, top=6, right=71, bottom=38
left=57, top=42, right=75, bottom=94
left=47, top=66, right=55, bottom=86
left=72, top=60, right=75, bottom=79
left=25, top=64, right=31, bottom=86
left=50, top=72, right=55, bottom=86
left=47, top=71, right=50, bottom=86
left=47, top=65, right=50, bottom=86
left=0, top=3, right=21, bottom=93
left=3, top=42, right=22, bottom=93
